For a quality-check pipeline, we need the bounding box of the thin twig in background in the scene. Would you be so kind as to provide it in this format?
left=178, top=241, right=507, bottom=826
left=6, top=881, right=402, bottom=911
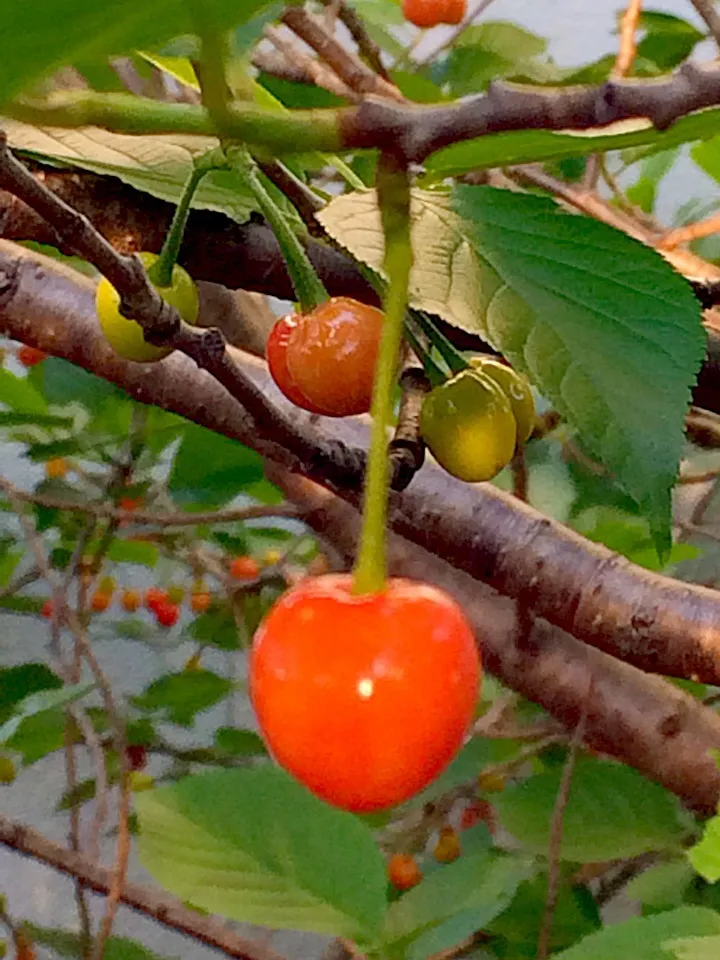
left=613, top=0, right=643, bottom=78
left=280, top=5, right=404, bottom=101
left=537, top=705, right=588, bottom=960
left=415, top=0, right=500, bottom=65
left=510, top=448, right=529, bottom=502
left=0, top=813, right=288, bottom=960
left=319, top=0, right=390, bottom=80
left=90, top=763, right=132, bottom=960
left=658, top=208, right=720, bottom=250
left=264, top=24, right=357, bottom=100
left=688, top=0, right=720, bottom=50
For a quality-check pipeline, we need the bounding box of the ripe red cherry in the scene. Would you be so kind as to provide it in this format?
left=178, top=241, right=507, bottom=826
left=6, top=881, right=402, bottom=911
left=266, top=315, right=317, bottom=410
left=402, top=0, right=466, bottom=28
left=154, top=601, right=180, bottom=628
left=268, top=298, right=383, bottom=418
left=387, top=853, right=423, bottom=891
left=249, top=574, right=480, bottom=812
left=18, top=344, right=47, bottom=367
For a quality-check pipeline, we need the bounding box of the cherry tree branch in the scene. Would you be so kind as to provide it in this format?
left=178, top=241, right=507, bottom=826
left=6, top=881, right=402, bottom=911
left=269, top=468, right=720, bottom=815
left=0, top=813, right=287, bottom=960
left=4, top=242, right=720, bottom=691
left=9, top=61, right=720, bottom=162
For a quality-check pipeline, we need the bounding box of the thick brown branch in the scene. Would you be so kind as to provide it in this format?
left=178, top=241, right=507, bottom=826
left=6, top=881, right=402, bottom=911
left=270, top=469, right=720, bottom=815
left=4, top=242, right=720, bottom=690
left=0, top=814, right=287, bottom=960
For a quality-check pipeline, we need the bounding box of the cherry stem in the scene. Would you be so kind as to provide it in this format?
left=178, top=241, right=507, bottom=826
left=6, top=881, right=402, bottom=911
left=353, top=155, right=413, bottom=595
left=228, top=146, right=328, bottom=314
left=149, top=158, right=217, bottom=288
left=409, top=310, right=470, bottom=376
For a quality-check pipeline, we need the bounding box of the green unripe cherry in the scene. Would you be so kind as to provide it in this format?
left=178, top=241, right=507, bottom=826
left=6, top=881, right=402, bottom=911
left=95, top=252, right=199, bottom=363
left=469, top=357, right=536, bottom=445
left=420, top=369, right=517, bottom=482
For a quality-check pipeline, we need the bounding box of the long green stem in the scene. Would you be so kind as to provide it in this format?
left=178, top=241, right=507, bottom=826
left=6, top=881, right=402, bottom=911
left=229, top=147, right=328, bottom=313
left=353, top=157, right=413, bottom=595
left=148, top=164, right=209, bottom=287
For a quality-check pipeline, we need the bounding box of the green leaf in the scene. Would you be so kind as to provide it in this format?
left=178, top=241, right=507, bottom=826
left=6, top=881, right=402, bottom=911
left=169, top=423, right=267, bottom=506
left=625, top=149, right=679, bottom=214
left=26, top=923, right=172, bottom=960
left=689, top=814, right=720, bottom=882
left=319, top=186, right=703, bottom=549
left=132, top=670, right=233, bottom=726
left=189, top=608, right=240, bottom=651
left=454, top=185, right=703, bottom=550
left=668, top=935, right=720, bottom=960
left=0, top=664, right=62, bottom=722
left=486, top=873, right=600, bottom=953
left=136, top=766, right=387, bottom=941
left=0, top=683, right=94, bottom=743
left=551, top=907, right=720, bottom=960
left=438, top=21, right=549, bottom=97
left=214, top=727, right=267, bottom=758
left=0, top=0, right=281, bottom=106
left=492, top=756, right=687, bottom=862
left=383, top=851, right=531, bottom=960
left=0, top=368, right=47, bottom=414
left=4, top=120, right=256, bottom=223
left=424, top=108, right=720, bottom=182
left=635, top=12, right=705, bottom=72
left=37, top=357, right=128, bottom=409
left=626, top=859, right=695, bottom=908
left=106, top=539, right=159, bottom=568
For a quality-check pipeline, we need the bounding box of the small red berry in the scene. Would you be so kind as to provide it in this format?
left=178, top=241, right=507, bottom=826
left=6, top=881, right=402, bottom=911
left=402, top=0, right=466, bottom=29
left=18, top=344, right=47, bottom=367
left=126, top=744, right=148, bottom=770
left=121, top=589, right=141, bottom=613
left=41, top=599, right=54, bottom=619
left=190, top=591, right=211, bottom=614
left=145, top=587, right=168, bottom=612
left=387, top=853, right=423, bottom=891
left=45, top=457, right=69, bottom=480
left=155, top=602, right=179, bottom=628
left=90, top=591, right=111, bottom=613
left=230, top=555, right=260, bottom=581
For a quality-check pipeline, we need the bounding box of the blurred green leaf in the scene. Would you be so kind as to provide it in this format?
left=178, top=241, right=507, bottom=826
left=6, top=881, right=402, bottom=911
left=214, top=727, right=267, bottom=757
left=132, top=670, right=233, bottom=726
left=0, top=664, right=62, bottom=721
left=552, top=907, right=720, bottom=960
left=493, top=756, right=687, bottom=862
left=169, top=423, right=268, bottom=506
left=383, top=851, right=532, bottom=960
left=689, top=813, right=720, bottom=882
left=137, top=766, right=388, bottom=941
left=107, top=539, right=159, bottom=567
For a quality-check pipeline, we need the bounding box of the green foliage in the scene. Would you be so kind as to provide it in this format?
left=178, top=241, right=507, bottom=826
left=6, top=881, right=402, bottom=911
left=319, top=185, right=703, bottom=550
left=551, top=907, right=720, bottom=960
left=492, top=755, right=688, bottom=862
left=132, top=670, right=233, bottom=727
left=689, top=813, right=720, bottom=882
left=382, top=851, right=532, bottom=960
left=137, top=766, right=388, bottom=941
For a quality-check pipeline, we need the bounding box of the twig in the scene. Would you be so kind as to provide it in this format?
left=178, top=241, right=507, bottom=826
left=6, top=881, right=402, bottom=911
left=90, top=763, right=131, bottom=960
left=0, top=813, right=288, bottom=960
left=510, top=448, right=529, bottom=502
left=388, top=366, right=429, bottom=492
left=319, top=0, right=390, bottom=80
left=613, top=0, right=643, bottom=78
left=280, top=6, right=404, bottom=102
left=658, top=209, right=720, bottom=250
left=537, top=705, right=588, bottom=960
left=264, top=24, right=357, bottom=100
left=1, top=481, right=298, bottom=527
left=688, top=0, right=720, bottom=51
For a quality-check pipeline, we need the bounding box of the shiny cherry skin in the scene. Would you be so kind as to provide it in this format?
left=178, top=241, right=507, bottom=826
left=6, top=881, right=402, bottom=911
left=469, top=357, right=536, bottom=445
left=284, top=297, right=384, bottom=418
left=249, top=573, right=480, bottom=813
left=266, top=314, right=319, bottom=410
left=420, top=369, right=517, bottom=482
left=95, top=252, right=199, bottom=363
left=402, top=0, right=466, bottom=28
